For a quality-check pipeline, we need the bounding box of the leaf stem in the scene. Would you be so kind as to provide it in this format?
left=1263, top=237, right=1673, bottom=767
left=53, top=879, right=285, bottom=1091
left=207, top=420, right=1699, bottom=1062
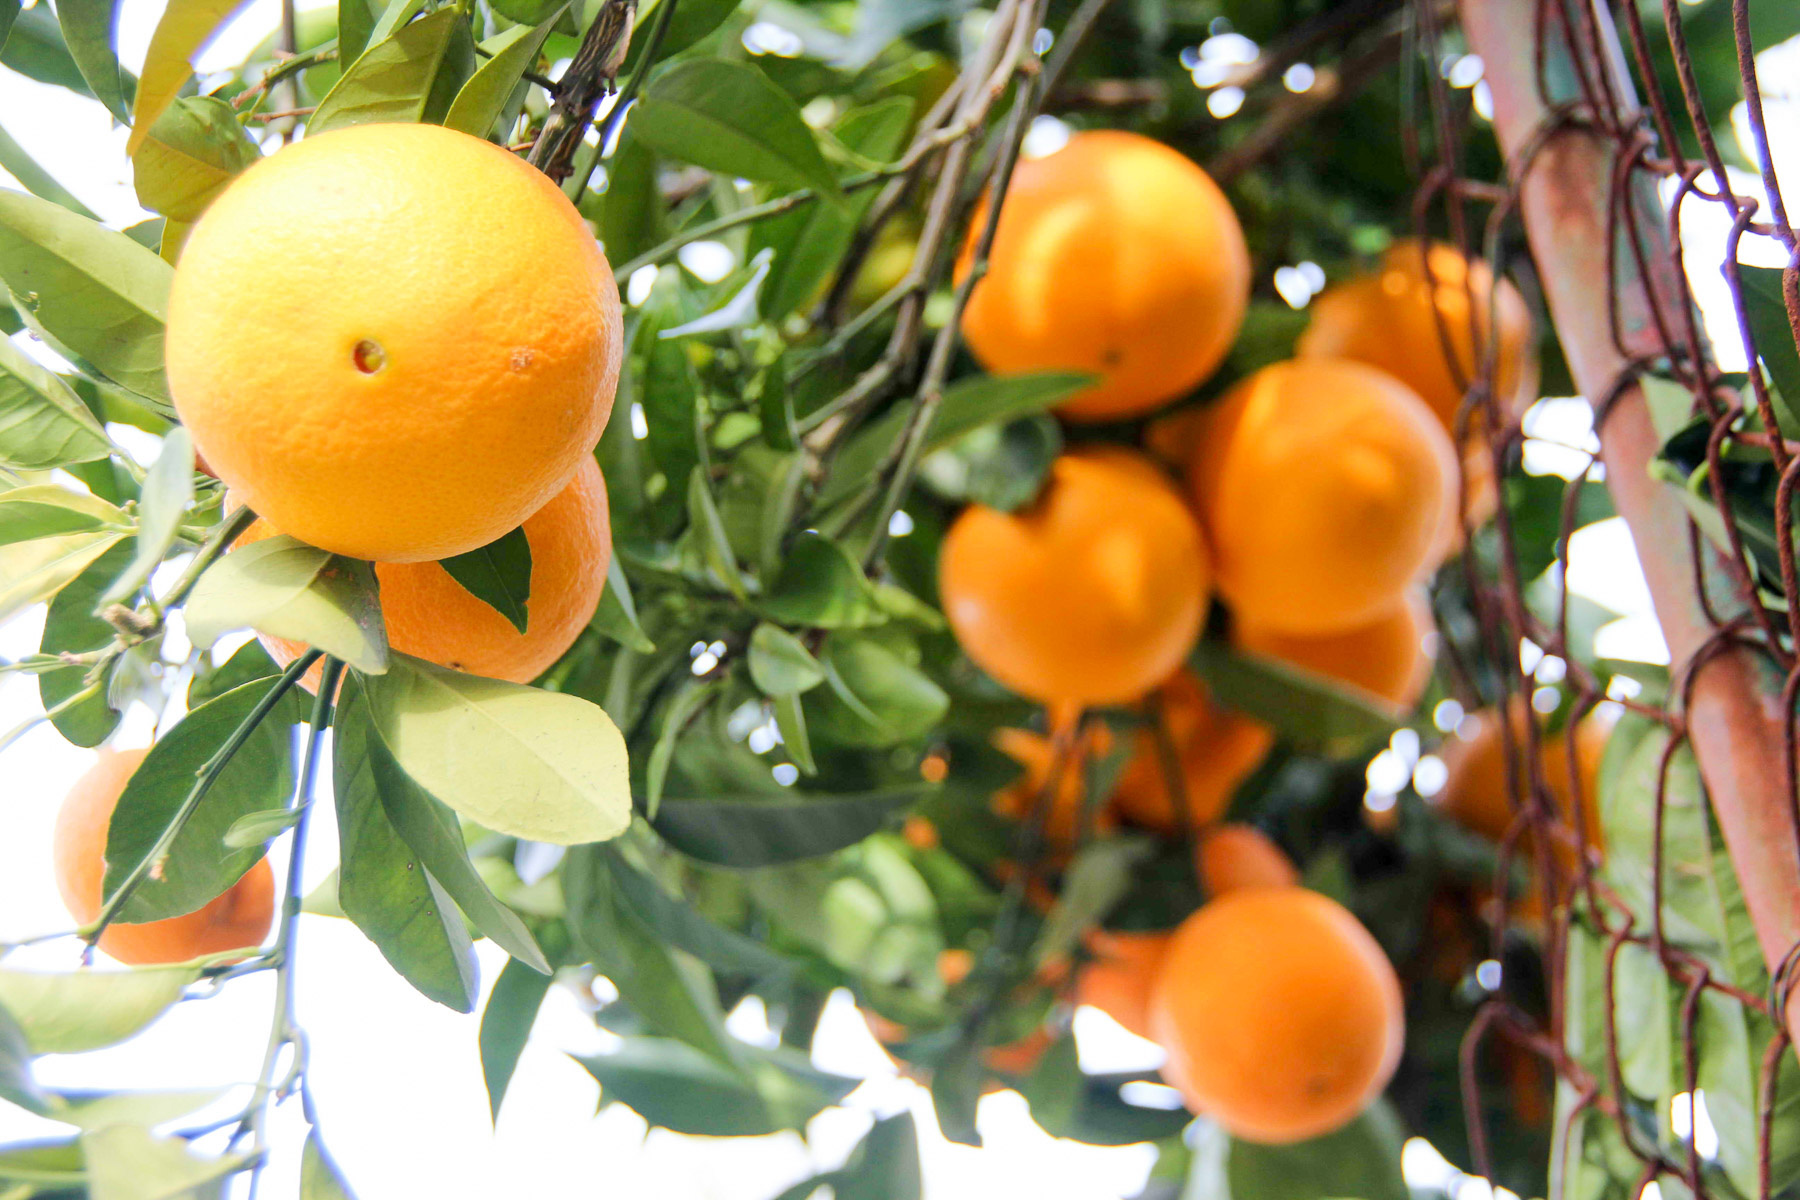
left=84, top=649, right=322, bottom=952
left=564, top=0, right=683, bottom=203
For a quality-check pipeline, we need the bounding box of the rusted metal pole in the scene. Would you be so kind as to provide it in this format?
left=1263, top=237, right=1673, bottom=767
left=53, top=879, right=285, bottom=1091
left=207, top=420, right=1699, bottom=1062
left=1460, top=0, right=1800, bottom=1033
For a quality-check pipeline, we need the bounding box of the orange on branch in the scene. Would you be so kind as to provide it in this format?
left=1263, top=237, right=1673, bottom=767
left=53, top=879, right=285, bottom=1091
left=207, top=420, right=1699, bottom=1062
left=1297, top=239, right=1537, bottom=431
left=992, top=724, right=1116, bottom=846
left=1435, top=699, right=1617, bottom=858
left=1234, top=590, right=1435, bottom=710
left=1196, top=823, right=1300, bottom=896
left=54, top=749, right=275, bottom=966
left=1186, top=359, right=1456, bottom=636
left=1075, top=929, right=1170, bottom=1040
left=244, top=457, right=611, bottom=688
left=1148, top=887, right=1404, bottom=1144
left=1109, top=670, right=1273, bottom=834
left=958, top=130, right=1250, bottom=421
left=940, top=450, right=1209, bottom=708
left=167, top=123, right=622, bottom=563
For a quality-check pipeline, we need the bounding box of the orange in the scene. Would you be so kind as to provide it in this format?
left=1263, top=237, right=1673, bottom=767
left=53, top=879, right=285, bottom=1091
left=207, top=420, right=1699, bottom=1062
left=1186, top=359, right=1457, bottom=636
left=1109, top=670, right=1273, bottom=833
left=1435, top=699, right=1617, bottom=856
left=991, top=724, right=1117, bottom=845
left=244, top=457, right=610, bottom=687
left=1197, top=823, right=1299, bottom=895
left=1075, top=929, right=1170, bottom=1040
left=167, top=124, right=622, bottom=563
left=54, top=749, right=275, bottom=966
left=1297, top=239, right=1537, bottom=431
left=958, top=130, right=1250, bottom=421
left=939, top=450, right=1209, bottom=708
left=1148, top=887, right=1404, bottom=1144
left=1233, top=590, right=1435, bottom=710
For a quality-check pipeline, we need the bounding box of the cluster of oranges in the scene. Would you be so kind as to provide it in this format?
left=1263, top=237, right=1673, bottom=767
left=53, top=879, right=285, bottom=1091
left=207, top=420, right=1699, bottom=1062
left=934, top=128, right=1541, bottom=1142
left=54, top=123, right=626, bottom=964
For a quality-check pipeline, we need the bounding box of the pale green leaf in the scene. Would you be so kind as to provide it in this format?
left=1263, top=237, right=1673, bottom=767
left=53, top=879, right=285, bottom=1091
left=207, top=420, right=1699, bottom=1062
left=0, top=335, right=111, bottom=469
left=127, top=0, right=248, bottom=154
left=0, top=965, right=197, bottom=1053
left=182, top=533, right=388, bottom=674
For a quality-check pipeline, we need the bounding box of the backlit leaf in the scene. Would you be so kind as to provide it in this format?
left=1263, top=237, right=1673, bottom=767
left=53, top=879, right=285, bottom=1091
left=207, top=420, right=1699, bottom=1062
left=127, top=0, right=251, bottom=153
left=442, top=9, right=565, bottom=140
left=0, top=334, right=110, bottom=470
left=0, top=965, right=197, bottom=1053
left=99, top=425, right=193, bottom=606
left=309, top=8, right=474, bottom=132
left=479, top=956, right=553, bottom=1122
left=183, top=533, right=388, bottom=674
left=56, top=0, right=131, bottom=121
left=131, top=95, right=259, bottom=222
left=632, top=59, right=842, bottom=201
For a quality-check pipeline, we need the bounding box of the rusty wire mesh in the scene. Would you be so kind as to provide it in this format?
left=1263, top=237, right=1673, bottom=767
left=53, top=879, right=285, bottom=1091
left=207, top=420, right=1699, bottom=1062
left=1411, top=0, right=1800, bottom=1193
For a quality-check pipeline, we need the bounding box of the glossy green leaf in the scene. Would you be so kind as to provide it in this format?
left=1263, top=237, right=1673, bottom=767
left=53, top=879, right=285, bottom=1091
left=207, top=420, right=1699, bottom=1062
left=807, top=635, right=947, bottom=746
left=591, top=556, right=654, bottom=652
left=1738, top=264, right=1800, bottom=435
left=479, top=955, right=553, bottom=1122
left=632, top=59, right=842, bottom=201
left=0, top=529, right=124, bottom=625
left=597, top=131, right=663, bottom=268
left=0, top=965, right=197, bottom=1053
left=0, top=334, right=110, bottom=470
left=81, top=1125, right=248, bottom=1200
left=439, top=525, right=532, bottom=635
left=362, top=653, right=630, bottom=845
left=38, top=538, right=134, bottom=747
left=0, top=483, right=124, bottom=546
left=748, top=622, right=824, bottom=695
left=182, top=534, right=388, bottom=674
left=624, top=0, right=740, bottom=67
left=687, top=466, right=747, bottom=599
left=575, top=1037, right=771, bottom=1134
left=1191, top=639, right=1400, bottom=753
left=220, top=806, right=300, bottom=848
left=309, top=8, right=473, bottom=132
left=99, top=425, right=192, bottom=606
left=102, top=676, right=303, bottom=923
left=187, top=638, right=279, bottom=709
left=442, top=8, right=565, bottom=140
left=1225, top=1102, right=1410, bottom=1200
left=56, top=0, right=131, bottom=121
left=360, top=716, right=551, bottom=971
left=650, top=786, right=926, bottom=867
left=300, top=1129, right=358, bottom=1200
left=0, top=188, right=172, bottom=405
left=602, top=844, right=789, bottom=976
left=333, top=682, right=480, bottom=1013
left=131, top=95, right=259, bottom=222
left=1, top=5, right=89, bottom=94
left=771, top=690, right=814, bottom=774
left=758, top=531, right=883, bottom=627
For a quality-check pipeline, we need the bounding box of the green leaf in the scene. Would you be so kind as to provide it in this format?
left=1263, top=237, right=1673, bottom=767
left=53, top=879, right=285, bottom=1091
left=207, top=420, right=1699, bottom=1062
left=362, top=653, right=631, bottom=845
left=0, top=965, right=197, bottom=1053
left=0, top=120, right=102, bottom=218
left=221, top=806, right=300, bottom=848
left=751, top=96, right=913, bottom=320
left=591, top=556, right=654, bottom=652
left=806, top=635, right=947, bottom=747
left=333, top=682, right=480, bottom=1012
left=300, top=1129, right=358, bottom=1200
left=602, top=844, right=790, bottom=976
left=758, top=531, right=884, bottom=627
left=442, top=8, right=565, bottom=140
left=56, top=0, right=131, bottom=121
left=81, top=1125, right=248, bottom=1200
left=658, top=251, right=772, bottom=339
left=52, top=1088, right=226, bottom=1132
left=183, top=534, right=389, bottom=674
left=99, top=425, right=193, bottom=606
left=0, top=187, right=172, bottom=406
left=0, top=483, right=124, bottom=546
left=0, top=0, right=17, bottom=52
left=645, top=679, right=719, bottom=819
left=0, top=334, right=111, bottom=470
left=3, top=5, right=94, bottom=94
left=597, top=131, right=663, bottom=268
left=748, top=622, right=825, bottom=695
left=1738, top=265, right=1800, bottom=435
left=102, top=676, right=303, bottom=923
left=187, top=637, right=278, bottom=708
left=650, top=786, right=926, bottom=867
left=771, top=691, right=814, bottom=774
left=919, top=414, right=1061, bottom=512
left=1225, top=1101, right=1410, bottom=1200
left=131, top=95, right=259, bottom=222
left=830, top=1112, right=923, bottom=1200
left=624, top=0, right=740, bottom=67
left=0, top=1000, right=48, bottom=1115
left=632, top=59, right=843, bottom=202
left=360, top=716, right=552, bottom=972
left=439, top=525, right=532, bottom=635
left=479, top=956, right=553, bottom=1122
left=686, top=465, right=747, bottom=599
left=0, top=1136, right=84, bottom=1187
left=575, top=1037, right=773, bottom=1134
left=1191, top=639, right=1399, bottom=754
left=127, top=0, right=246, bottom=155
left=39, top=539, right=134, bottom=747
left=308, top=8, right=474, bottom=132
left=0, top=529, right=123, bottom=624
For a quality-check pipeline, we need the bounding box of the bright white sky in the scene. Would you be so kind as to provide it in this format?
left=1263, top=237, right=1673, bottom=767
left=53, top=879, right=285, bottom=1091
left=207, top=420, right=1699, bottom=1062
left=2, top=3, right=1790, bottom=1196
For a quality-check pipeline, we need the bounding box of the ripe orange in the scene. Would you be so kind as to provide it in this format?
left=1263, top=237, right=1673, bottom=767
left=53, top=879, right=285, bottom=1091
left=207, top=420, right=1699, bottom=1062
left=1148, top=887, right=1404, bottom=1144
left=1435, top=699, right=1617, bottom=855
left=1186, top=359, right=1456, bottom=635
left=1297, top=239, right=1536, bottom=430
left=939, top=450, right=1209, bottom=708
left=1109, top=670, right=1273, bottom=833
left=54, top=749, right=275, bottom=966
left=1197, top=823, right=1299, bottom=895
left=1075, top=929, right=1170, bottom=1040
left=958, top=130, right=1249, bottom=421
left=244, top=457, right=610, bottom=687
left=992, top=724, right=1116, bottom=845
left=167, top=123, right=622, bottom=563
left=1233, top=590, right=1435, bottom=710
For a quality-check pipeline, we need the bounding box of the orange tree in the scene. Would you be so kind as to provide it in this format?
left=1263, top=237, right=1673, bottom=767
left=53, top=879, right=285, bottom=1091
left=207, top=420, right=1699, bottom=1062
left=0, top=0, right=1794, bottom=1196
